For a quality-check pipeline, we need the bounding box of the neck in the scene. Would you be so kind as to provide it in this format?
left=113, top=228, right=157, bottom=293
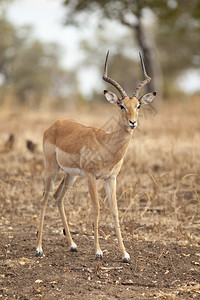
left=107, top=117, right=133, bottom=162
left=113, top=118, right=132, bottom=138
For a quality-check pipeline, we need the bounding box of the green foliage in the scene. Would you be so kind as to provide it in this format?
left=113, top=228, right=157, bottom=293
left=0, top=15, right=27, bottom=83
left=0, top=11, right=78, bottom=107
left=63, top=0, right=200, bottom=97
left=11, top=41, right=65, bottom=104
left=156, top=0, right=200, bottom=75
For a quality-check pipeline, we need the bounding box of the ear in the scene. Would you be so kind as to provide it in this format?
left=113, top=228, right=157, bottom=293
left=139, top=92, right=156, bottom=105
left=104, top=90, right=120, bottom=105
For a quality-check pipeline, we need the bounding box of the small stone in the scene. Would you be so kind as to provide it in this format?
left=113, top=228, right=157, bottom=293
left=35, top=279, right=43, bottom=283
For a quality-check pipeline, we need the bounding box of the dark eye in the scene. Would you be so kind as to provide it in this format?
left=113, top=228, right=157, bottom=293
left=137, top=103, right=141, bottom=109
left=120, top=104, right=125, bottom=110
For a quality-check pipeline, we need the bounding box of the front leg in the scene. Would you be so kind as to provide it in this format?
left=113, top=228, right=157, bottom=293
left=105, top=176, right=130, bottom=263
left=87, top=174, right=103, bottom=260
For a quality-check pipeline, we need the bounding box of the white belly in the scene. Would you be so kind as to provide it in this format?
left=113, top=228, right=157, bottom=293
left=56, top=147, right=85, bottom=176
left=59, top=164, right=85, bottom=176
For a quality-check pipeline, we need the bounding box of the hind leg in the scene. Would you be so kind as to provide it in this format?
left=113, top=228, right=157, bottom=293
left=36, top=140, right=59, bottom=257
left=54, top=174, right=77, bottom=251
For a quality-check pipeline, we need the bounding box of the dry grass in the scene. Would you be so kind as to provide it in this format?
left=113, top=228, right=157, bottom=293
left=0, top=98, right=200, bottom=299
left=0, top=98, right=199, bottom=249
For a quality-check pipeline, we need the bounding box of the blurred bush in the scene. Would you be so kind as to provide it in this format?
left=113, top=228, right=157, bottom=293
left=0, top=8, right=78, bottom=109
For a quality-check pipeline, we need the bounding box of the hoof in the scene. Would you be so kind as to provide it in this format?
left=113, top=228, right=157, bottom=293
left=95, top=254, right=103, bottom=260
left=122, top=257, right=130, bottom=263
left=122, top=252, right=130, bottom=263
left=35, top=247, right=43, bottom=257
left=95, top=249, right=103, bottom=260
left=70, top=247, right=78, bottom=252
left=70, top=242, right=78, bottom=252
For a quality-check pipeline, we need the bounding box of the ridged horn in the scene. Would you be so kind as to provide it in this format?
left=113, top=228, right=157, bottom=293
left=103, top=51, right=127, bottom=99
left=133, top=52, right=151, bottom=98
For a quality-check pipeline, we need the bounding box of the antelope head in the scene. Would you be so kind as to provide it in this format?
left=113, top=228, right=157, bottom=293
left=103, top=51, right=156, bottom=130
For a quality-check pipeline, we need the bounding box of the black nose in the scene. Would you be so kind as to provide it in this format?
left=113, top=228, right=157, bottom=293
left=129, top=120, right=136, bottom=126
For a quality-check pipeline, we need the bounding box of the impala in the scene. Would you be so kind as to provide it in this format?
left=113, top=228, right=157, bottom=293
left=35, top=51, right=156, bottom=262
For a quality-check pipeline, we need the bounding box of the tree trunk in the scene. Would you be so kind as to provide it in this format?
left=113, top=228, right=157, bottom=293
left=134, top=18, right=163, bottom=104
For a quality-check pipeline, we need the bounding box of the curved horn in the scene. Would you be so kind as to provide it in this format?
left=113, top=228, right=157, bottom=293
left=103, top=51, right=127, bottom=99
left=133, top=52, right=151, bottom=98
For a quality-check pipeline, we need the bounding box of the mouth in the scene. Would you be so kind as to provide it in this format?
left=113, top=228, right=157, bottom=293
left=128, top=121, right=137, bottom=129
left=129, top=125, right=136, bottom=130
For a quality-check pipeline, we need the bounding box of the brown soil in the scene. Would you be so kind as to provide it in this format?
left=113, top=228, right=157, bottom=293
left=0, top=102, right=200, bottom=299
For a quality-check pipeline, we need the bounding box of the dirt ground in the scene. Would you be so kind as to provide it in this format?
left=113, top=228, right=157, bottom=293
left=0, top=99, right=200, bottom=299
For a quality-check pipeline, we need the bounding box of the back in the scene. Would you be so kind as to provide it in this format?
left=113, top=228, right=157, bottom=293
left=44, top=119, right=108, bottom=154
